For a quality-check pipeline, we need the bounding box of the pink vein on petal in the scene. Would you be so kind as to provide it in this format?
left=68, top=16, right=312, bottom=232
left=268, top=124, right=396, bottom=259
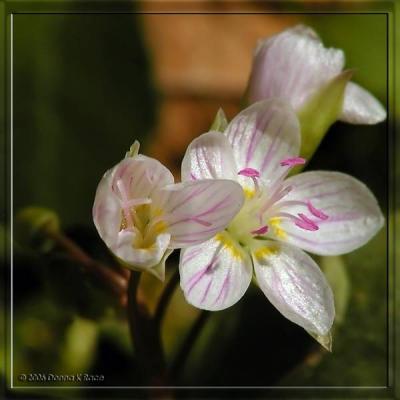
left=169, top=183, right=212, bottom=213
left=201, top=277, right=213, bottom=304
left=187, top=258, right=217, bottom=294
left=213, top=270, right=231, bottom=306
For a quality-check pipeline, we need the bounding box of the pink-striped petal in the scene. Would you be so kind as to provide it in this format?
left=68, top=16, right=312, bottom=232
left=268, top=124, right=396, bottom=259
left=224, top=99, right=301, bottom=190
left=111, top=155, right=174, bottom=201
left=277, top=171, right=384, bottom=255
left=181, top=131, right=238, bottom=181
left=246, top=25, right=344, bottom=110
left=93, top=156, right=174, bottom=251
left=179, top=232, right=252, bottom=310
left=252, top=241, right=335, bottom=335
left=93, top=169, right=121, bottom=247
left=340, top=82, right=386, bottom=125
left=154, top=180, right=245, bottom=248
left=112, top=230, right=171, bottom=270
left=93, top=155, right=176, bottom=271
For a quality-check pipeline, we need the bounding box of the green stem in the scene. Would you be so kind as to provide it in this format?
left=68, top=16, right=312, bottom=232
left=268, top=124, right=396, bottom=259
left=127, top=271, right=167, bottom=386
left=154, top=268, right=180, bottom=329
left=169, top=310, right=210, bottom=381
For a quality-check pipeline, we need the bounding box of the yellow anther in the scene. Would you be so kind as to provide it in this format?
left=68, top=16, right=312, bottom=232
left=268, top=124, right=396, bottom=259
left=215, top=232, right=243, bottom=259
left=269, top=217, right=287, bottom=239
left=152, top=220, right=167, bottom=235
left=253, top=245, right=279, bottom=261
left=243, top=187, right=256, bottom=199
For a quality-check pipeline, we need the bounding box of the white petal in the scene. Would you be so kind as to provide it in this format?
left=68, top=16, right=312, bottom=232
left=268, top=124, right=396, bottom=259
left=246, top=25, right=345, bottom=110
left=181, top=131, right=238, bottom=181
left=93, top=169, right=121, bottom=247
left=112, top=230, right=171, bottom=270
left=252, top=241, right=335, bottom=335
left=340, top=82, right=386, bottom=124
left=179, top=232, right=252, bottom=310
left=225, top=99, right=301, bottom=189
left=307, top=330, right=332, bottom=351
left=278, top=171, right=384, bottom=255
left=111, top=155, right=174, bottom=200
left=154, top=180, right=244, bottom=248
left=93, top=155, right=174, bottom=253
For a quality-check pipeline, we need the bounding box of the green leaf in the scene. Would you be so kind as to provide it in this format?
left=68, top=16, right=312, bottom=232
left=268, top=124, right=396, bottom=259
left=13, top=12, right=156, bottom=225
left=297, top=70, right=353, bottom=163
left=60, top=317, right=99, bottom=374
left=209, top=108, right=228, bottom=132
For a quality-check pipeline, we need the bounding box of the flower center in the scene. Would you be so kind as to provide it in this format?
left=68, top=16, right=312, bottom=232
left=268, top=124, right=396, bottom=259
left=116, top=179, right=167, bottom=249
left=226, top=158, right=328, bottom=246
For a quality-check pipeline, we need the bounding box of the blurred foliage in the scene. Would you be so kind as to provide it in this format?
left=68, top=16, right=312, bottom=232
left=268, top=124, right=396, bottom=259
left=12, top=12, right=157, bottom=226
left=15, top=207, right=60, bottom=253
left=3, top=8, right=390, bottom=397
left=320, top=255, right=350, bottom=326
left=280, top=229, right=387, bottom=386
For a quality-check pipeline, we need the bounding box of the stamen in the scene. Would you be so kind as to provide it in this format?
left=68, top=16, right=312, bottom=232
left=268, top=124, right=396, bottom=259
left=116, top=180, right=134, bottom=228
left=268, top=155, right=305, bottom=196
left=295, top=213, right=319, bottom=231
left=251, top=225, right=269, bottom=235
left=273, top=211, right=319, bottom=232
left=238, top=168, right=261, bottom=195
left=238, top=168, right=260, bottom=178
left=280, top=157, right=306, bottom=167
left=116, top=179, right=152, bottom=230
left=259, top=185, right=293, bottom=217
left=307, top=201, right=328, bottom=220
left=267, top=157, right=306, bottom=193
left=116, top=179, right=129, bottom=202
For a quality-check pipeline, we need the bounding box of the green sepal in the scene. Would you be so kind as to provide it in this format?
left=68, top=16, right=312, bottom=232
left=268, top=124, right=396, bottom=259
left=296, top=69, right=354, bottom=167
left=125, top=140, right=140, bottom=158
left=210, top=108, right=228, bottom=132
left=15, top=206, right=60, bottom=252
left=147, top=248, right=173, bottom=282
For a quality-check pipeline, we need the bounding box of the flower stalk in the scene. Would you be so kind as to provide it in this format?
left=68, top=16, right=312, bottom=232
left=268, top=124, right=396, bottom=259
left=46, top=229, right=128, bottom=301
left=127, top=271, right=167, bottom=386
left=154, top=268, right=180, bottom=329
left=169, top=310, right=210, bottom=381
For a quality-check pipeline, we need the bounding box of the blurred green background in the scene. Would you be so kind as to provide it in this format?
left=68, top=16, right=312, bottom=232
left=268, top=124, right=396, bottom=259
left=2, top=3, right=391, bottom=398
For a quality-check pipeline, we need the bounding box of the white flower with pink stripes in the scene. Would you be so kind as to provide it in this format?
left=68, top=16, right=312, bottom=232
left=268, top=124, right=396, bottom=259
left=179, top=99, right=384, bottom=338
left=246, top=25, right=386, bottom=125
left=93, top=142, right=244, bottom=280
